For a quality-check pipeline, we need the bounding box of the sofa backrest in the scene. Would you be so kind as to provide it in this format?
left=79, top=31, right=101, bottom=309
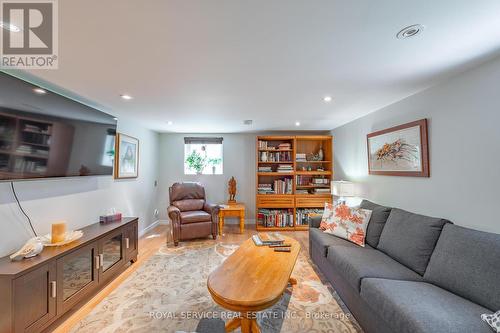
left=377, top=208, right=449, bottom=275
left=424, top=224, right=500, bottom=311
left=359, top=200, right=392, bottom=248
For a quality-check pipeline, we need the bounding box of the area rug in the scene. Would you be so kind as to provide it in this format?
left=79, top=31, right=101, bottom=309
left=70, top=239, right=362, bottom=333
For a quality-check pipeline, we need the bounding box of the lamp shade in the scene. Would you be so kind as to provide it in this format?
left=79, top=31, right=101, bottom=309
left=331, top=181, right=355, bottom=197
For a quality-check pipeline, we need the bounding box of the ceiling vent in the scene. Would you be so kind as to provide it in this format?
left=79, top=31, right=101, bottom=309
left=397, top=24, right=425, bottom=39
left=243, top=120, right=253, bottom=125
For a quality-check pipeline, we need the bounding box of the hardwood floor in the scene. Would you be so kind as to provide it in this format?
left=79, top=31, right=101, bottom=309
left=48, top=223, right=309, bottom=332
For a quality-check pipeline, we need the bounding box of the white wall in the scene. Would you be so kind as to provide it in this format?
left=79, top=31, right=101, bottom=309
left=158, top=133, right=256, bottom=222
left=331, top=56, right=500, bottom=234
left=158, top=131, right=328, bottom=223
left=0, top=116, right=161, bottom=257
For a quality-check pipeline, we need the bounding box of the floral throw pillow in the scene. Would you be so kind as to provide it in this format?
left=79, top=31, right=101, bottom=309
left=319, top=202, right=372, bottom=247
left=482, top=310, right=500, bottom=333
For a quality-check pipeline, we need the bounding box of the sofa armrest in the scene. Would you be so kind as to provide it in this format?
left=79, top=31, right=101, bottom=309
left=309, top=215, right=322, bottom=229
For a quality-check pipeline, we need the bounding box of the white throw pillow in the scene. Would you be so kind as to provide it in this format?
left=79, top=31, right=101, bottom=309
left=319, top=202, right=372, bottom=247
left=482, top=310, right=500, bottom=333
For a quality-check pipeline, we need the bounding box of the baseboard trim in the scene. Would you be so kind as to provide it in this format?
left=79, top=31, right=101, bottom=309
left=139, top=220, right=161, bottom=237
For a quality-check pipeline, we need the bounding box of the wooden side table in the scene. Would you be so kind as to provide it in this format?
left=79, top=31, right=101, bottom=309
left=218, top=203, right=245, bottom=235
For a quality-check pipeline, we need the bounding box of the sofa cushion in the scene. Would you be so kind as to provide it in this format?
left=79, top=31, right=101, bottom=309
left=310, top=228, right=359, bottom=257
left=377, top=208, right=449, bottom=275
left=424, top=224, right=500, bottom=311
left=320, top=203, right=373, bottom=247
left=360, top=278, right=493, bottom=333
left=326, top=246, right=422, bottom=291
left=174, top=199, right=205, bottom=212
left=359, top=200, right=391, bottom=248
left=180, top=210, right=211, bottom=224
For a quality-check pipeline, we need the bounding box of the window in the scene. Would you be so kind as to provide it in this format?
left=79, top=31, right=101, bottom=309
left=184, top=137, right=223, bottom=175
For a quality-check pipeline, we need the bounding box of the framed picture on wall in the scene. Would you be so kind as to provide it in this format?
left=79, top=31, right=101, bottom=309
left=114, top=133, right=139, bottom=179
left=367, top=119, right=429, bottom=177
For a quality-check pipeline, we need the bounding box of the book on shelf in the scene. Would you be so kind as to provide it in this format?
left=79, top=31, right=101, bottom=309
left=258, top=183, right=274, bottom=194
left=273, top=178, right=292, bottom=194
left=313, top=188, right=331, bottom=194
left=259, top=151, right=291, bottom=162
left=258, top=141, right=291, bottom=150
left=276, top=164, right=293, bottom=173
left=311, top=177, right=329, bottom=184
left=277, top=143, right=291, bottom=150
left=296, top=208, right=324, bottom=226
left=258, top=209, right=294, bottom=228
left=296, top=175, right=330, bottom=186
left=258, top=166, right=273, bottom=172
left=296, top=153, right=307, bottom=162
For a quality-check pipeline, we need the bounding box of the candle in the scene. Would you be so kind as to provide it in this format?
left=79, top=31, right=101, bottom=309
left=51, top=222, right=67, bottom=244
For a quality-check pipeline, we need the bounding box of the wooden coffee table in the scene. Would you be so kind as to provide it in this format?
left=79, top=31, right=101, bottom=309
left=207, top=235, right=300, bottom=333
left=218, top=203, right=245, bottom=235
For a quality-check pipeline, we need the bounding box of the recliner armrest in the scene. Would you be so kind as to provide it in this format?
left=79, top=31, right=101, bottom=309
left=167, top=205, right=181, bottom=221
left=203, top=203, right=220, bottom=215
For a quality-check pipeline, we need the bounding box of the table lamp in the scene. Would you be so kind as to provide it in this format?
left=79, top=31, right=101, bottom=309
left=331, top=181, right=355, bottom=204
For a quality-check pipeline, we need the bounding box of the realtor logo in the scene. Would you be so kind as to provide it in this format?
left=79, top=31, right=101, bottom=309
left=0, top=0, right=58, bottom=68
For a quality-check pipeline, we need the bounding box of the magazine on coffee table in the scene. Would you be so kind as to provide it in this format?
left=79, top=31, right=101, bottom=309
left=252, top=232, right=285, bottom=246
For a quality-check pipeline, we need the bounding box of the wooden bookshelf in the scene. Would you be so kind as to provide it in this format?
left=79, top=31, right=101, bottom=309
left=256, top=135, right=333, bottom=231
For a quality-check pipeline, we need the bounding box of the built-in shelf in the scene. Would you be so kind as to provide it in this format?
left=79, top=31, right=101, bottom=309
left=256, top=135, right=333, bottom=231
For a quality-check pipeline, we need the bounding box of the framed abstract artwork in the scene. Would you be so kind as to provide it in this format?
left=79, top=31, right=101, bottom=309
left=114, top=133, right=139, bottom=179
left=367, top=119, right=429, bottom=177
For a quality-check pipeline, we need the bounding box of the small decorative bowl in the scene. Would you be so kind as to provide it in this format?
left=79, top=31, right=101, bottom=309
left=41, top=230, right=84, bottom=246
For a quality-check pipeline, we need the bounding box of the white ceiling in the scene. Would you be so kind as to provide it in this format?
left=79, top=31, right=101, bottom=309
left=20, top=0, right=500, bottom=133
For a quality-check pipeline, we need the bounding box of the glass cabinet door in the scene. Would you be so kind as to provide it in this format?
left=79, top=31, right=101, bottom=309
left=102, top=233, right=123, bottom=271
left=98, top=228, right=126, bottom=282
left=56, top=243, right=99, bottom=314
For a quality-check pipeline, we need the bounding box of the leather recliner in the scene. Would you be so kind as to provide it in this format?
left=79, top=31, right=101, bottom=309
left=167, top=182, right=219, bottom=246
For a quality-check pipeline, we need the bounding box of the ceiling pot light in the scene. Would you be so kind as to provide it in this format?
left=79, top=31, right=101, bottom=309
left=33, top=88, right=47, bottom=95
left=397, top=24, right=425, bottom=39
left=120, top=94, right=133, bottom=100
left=323, top=96, right=332, bottom=103
left=0, top=21, right=21, bottom=32
left=167, top=121, right=173, bottom=125
left=295, top=121, right=301, bottom=127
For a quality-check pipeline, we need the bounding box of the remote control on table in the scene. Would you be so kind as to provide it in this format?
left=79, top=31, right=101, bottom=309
left=274, top=247, right=291, bottom=252
left=269, top=243, right=292, bottom=248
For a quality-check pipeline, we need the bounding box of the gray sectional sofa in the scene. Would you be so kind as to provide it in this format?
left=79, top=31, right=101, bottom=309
left=309, top=200, right=500, bottom=333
